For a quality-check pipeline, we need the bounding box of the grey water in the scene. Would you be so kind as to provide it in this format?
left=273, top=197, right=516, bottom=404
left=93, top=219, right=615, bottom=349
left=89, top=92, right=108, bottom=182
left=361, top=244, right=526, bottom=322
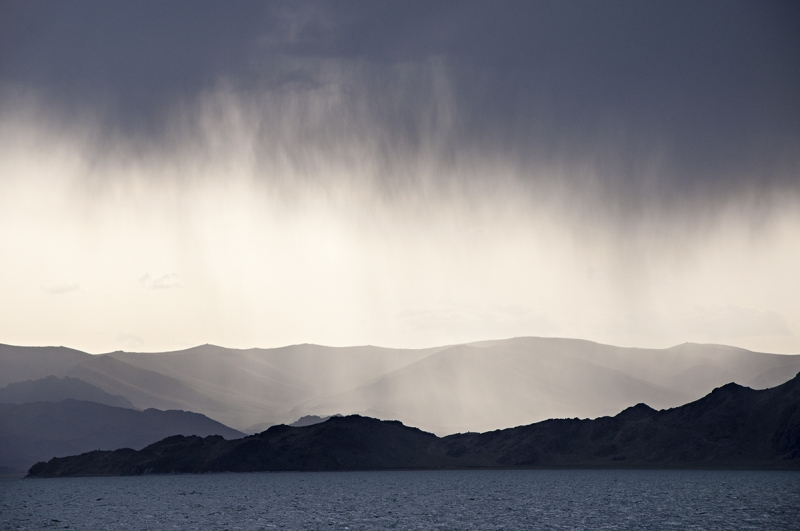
left=1, top=470, right=798, bottom=530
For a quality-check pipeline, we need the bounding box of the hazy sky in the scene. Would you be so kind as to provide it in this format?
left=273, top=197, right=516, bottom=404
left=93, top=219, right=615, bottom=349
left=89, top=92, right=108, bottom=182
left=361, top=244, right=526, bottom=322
left=1, top=1, right=799, bottom=354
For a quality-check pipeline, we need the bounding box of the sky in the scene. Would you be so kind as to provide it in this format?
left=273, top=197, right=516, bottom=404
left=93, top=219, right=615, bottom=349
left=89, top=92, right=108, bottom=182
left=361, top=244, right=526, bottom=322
left=0, top=1, right=799, bottom=354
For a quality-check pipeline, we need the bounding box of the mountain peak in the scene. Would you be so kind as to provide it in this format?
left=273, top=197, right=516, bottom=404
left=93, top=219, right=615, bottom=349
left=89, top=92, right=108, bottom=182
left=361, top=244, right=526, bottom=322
left=616, top=403, right=657, bottom=420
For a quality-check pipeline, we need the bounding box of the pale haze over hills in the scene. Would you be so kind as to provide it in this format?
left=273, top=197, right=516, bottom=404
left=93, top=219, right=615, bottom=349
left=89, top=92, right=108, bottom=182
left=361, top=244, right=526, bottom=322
left=3, top=337, right=798, bottom=435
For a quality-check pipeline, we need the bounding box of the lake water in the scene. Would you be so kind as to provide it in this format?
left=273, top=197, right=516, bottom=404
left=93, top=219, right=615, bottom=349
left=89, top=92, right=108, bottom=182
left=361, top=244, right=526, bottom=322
left=1, top=469, right=798, bottom=530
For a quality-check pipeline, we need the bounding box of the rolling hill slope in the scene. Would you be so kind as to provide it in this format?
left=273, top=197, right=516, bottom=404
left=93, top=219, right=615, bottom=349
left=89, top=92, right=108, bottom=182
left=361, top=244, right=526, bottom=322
left=3, top=338, right=799, bottom=434
left=293, top=339, right=800, bottom=434
left=0, top=376, right=135, bottom=409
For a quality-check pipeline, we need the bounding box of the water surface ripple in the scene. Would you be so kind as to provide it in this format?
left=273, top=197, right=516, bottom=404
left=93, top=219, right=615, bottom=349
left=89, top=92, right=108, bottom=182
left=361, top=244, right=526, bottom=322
left=2, top=470, right=798, bottom=530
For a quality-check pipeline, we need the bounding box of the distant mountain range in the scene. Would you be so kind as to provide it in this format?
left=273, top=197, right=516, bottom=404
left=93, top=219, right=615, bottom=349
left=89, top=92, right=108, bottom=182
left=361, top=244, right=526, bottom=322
left=28, top=370, right=800, bottom=476
left=3, top=338, right=799, bottom=435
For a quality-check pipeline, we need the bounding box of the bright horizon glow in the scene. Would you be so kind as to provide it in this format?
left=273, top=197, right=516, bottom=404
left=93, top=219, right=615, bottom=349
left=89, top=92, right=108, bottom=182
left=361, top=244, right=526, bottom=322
left=1, top=74, right=798, bottom=356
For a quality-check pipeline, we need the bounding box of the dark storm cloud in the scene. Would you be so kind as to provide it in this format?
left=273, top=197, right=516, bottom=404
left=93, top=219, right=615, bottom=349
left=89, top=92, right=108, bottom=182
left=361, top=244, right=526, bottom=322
left=0, top=0, right=270, bottom=127
left=1, top=0, right=798, bottom=205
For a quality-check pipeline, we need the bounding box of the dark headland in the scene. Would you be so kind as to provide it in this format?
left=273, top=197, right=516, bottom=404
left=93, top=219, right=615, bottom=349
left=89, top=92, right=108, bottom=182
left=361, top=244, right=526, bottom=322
left=28, top=372, right=800, bottom=477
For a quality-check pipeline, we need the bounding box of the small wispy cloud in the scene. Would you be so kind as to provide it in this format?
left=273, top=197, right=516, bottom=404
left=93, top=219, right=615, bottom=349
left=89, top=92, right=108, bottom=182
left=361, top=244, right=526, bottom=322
left=44, top=283, right=80, bottom=295
left=139, top=273, right=181, bottom=290
left=116, top=332, right=145, bottom=350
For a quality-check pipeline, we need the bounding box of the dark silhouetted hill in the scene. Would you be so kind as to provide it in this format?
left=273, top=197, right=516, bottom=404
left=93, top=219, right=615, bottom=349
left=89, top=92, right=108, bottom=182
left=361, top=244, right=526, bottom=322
left=0, top=400, right=243, bottom=474
left=289, top=414, right=342, bottom=427
left=28, top=372, right=800, bottom=476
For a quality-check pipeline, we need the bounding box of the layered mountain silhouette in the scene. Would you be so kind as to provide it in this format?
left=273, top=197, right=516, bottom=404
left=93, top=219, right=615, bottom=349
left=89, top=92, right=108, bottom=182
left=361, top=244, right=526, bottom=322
left=0, top=400, right=243, bottom=473
left=0, top=344, right=92, bottom=387
left=0, top=376, right=135, bottom=409
left=28, top=371, right=800, bottom=476
left=3, top=338, right=799, bottom=434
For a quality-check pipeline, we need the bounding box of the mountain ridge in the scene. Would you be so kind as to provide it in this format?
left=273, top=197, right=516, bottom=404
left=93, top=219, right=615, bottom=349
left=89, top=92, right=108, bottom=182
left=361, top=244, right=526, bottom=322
left=27, top=371, right=800, bottom=476
left=3, top=338, right=799, bottom=434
